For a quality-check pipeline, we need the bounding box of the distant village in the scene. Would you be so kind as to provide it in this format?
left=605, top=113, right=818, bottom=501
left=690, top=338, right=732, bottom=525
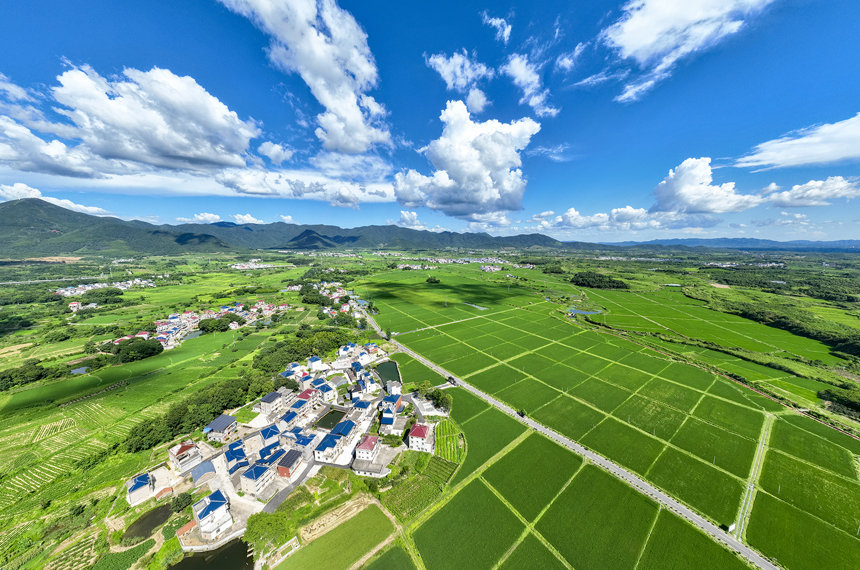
left=55, top=278, right=155, bottom=297
left=124, top=340, right=447, bottom=549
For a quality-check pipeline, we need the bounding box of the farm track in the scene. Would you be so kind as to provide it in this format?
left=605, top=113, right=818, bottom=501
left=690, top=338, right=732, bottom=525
left=363, top=308, right=779, bottom=570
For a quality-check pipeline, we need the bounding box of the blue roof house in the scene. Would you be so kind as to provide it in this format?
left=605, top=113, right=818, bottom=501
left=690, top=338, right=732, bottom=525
left=193, top=490, right=233, bottom=540
left=240, top=463, right=275, bottom=496
left=204, top=414, right=237, bottom=442
left=126, top=472, right=154, bottom=505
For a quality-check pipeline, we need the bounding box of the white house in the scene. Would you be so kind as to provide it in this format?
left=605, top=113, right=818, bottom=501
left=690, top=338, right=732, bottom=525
left=355, top=435, right=380, bottom=462
left=240, top=464, right=275, bottom=496
left=168, top=441, right=202, bottom=472
left=193, top=490, right=233, bottom=540
left=259, top=392, right=284, bottom=415
left=307, top=356, right=325, bottom=373
left=126, top=472, right=154, bottom=505
left=387, top=381, right=402, bottom=395
left=409, top=424, right=434, bottom=453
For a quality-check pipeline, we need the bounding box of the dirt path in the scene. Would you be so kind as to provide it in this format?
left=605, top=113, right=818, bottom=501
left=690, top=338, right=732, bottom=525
left=345, top=499, right=401, bottom=570
left=300, top=495, right=374, bottom=543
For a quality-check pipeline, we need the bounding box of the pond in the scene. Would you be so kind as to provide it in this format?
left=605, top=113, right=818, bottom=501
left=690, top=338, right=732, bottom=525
left=122, top=504, right=172, bottom=541
left=376, top=361, right=401, bottom=385
left=71, top=367, right=90, bottom=375
left=316, top=409, right=346, bottom=430
left=184, top=331, right=202, bottom=341
left=569, top=308, right=601, bottom=315
left=172, top=539, right=252, bottom=570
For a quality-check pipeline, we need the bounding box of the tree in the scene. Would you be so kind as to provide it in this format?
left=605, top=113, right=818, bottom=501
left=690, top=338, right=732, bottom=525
left=570, top=271, right=629, bottom=290
left=417, top=380, right=433, bottom=398
left=386, top=327, right=391, bottom=339
left=113, top=338, right=164, bottom=363
left=170, top=492, right=193, bottom=513
left=426, top=276, right=440, bottom=283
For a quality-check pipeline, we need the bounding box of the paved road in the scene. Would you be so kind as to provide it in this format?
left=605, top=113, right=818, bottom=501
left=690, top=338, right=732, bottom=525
left=363, top=309, right=777, bottom=570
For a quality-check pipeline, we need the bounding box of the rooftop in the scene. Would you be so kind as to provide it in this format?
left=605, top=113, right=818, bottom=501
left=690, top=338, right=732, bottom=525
left=204, top=414, right=237, bottom=433
left=357, top=435, right=378, bottom=451
left=410, top=424, right=430, bottom=439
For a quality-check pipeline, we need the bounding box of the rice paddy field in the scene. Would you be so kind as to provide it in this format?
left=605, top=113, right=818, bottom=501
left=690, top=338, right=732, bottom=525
left=368, top=269, right=860, bottom=570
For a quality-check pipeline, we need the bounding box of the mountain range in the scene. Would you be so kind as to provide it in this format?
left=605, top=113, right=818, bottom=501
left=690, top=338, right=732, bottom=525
left=1, top=199, right=857, bottom=257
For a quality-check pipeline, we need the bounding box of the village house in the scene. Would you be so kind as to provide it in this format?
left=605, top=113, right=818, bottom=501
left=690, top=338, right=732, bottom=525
left=241, top=464, right=275, bottom=496
left=387, top=381, right=402, bottom=395
left=409, top=423, right=434, bottom=453
left=313, top=434, right=344, bottom=463
left=168, top=441, right=203, bottom=472
left=204, top=414, right=237, bottom=442
left=259, top=424, right=281, bottom=447
left=258, top=392, right=284, bottom=415
left=224, top=442, right=249, bottom=475
left=277, top=411, right=299, bottom=431
left=126, top=472, right=154, bottom=505
left=191, top=461, right=217, bottom=486
left=307, top=356, right=326, bottom=373
left=281, top=428, right=319, bottom=461
left=193, top=489, right=233, bottom=540
left=276, top=449, right=304, bottom=480
left=355, top=435, right=380, bottom=463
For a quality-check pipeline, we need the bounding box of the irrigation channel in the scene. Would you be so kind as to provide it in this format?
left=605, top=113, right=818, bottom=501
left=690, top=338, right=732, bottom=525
left=172, top=539, right=252, bottom=570
left=122, top=504, right=172, bottom=541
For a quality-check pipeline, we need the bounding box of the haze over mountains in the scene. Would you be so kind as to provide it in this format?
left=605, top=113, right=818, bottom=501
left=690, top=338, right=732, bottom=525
left=1, top=199, right=857, bottom=257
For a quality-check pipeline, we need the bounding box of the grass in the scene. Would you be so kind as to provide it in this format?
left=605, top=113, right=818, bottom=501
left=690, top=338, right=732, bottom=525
left=363, top=545, right=416, bottom=570
left=451, top=407, right=526, bottom=486
left=482, top=433, right=582, bottom=522
left=647, top=447, right=744, bottom=525
left=536, top=464, right=659, bottom=570
left=498, top=533, right=566, bottom=570
left=747, top=492, right=860, bottom=570
left=277, top=505, right=394, bottom=570
left=758, top=450, right=860, bottom=536
left=781, top=414, right=860, bottom=455
left=580, top=417, right=666, bottom=475
left=636, top=510, right=750, bottom=570
left=769, top=419, right=857, bottom=479
left=413, top=480, right=525, bottom=570
left=692, top=396, right=764, bottom=440
left=670, top=418, right=757, bottom=479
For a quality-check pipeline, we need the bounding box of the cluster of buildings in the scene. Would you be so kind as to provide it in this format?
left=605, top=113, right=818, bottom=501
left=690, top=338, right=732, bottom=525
left=110, top=299, right=290, bottom=350
left=395, top=264, right=438, bottom=270
left=55, top=278, right=155, bottom=297
left=511, top=263, right=536, bottom=269
left=230, top=260, right=275, bottom=270
left=480, top=265, right=502, bottom=272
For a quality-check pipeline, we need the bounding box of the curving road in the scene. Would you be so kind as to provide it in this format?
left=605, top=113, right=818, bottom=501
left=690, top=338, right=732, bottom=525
left=363, top=308, right=777, bottom=570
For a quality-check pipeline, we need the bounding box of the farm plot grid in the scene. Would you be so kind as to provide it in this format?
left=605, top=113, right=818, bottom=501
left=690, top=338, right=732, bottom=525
left=412, top=390, right=757, bottom=570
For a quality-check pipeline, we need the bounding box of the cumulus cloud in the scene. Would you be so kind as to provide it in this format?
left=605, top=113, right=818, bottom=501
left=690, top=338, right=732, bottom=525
left=258, top=141, right=293, bottom=165
left=426, top=50, right=494, bottom=114
left=766, top=176, right=860, bottom=207
left=0, top=73, right=32, bottom=101
left=651, top=157, right=763, bottom=213
left=735, top=112, right=860, bottom=169
left=467, top=212, right=515, bottom=232
left=0, top=65, right=261, bottom=177
left=602, top=0, right=775, bottom=102
left=309, top=151, right=392, bottom=181
left=279, top=214, right=294, bottom=223
left=0, top=182, right=110, bottom=215
left=393, top=100, right=540, bottom=219
left=501, top=54, right=559, bottom=117
left=391, top=210, right=427, bottom=230
left=539, top=205, right=720, bottom=232
left=481, top=12, right=512, bottom=44
left=176, top=212, right=221, bottom=223
left=555, top=43, right=587, bottom=72
left=219, top=0, right=390, bottom=154
left=232, top=213, right=264, bottom=224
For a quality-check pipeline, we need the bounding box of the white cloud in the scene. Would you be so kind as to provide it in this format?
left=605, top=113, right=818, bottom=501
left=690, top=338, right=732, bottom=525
left=466, top=88, right=489, bottom=114
left=501, top=54, right=559, bottom=117
left=0, top=65, right=261, bottom=177
left=394, top=100, right=540, bottom=219
left=752, top=212, right=811, bottom=227
left=574, top=69, right=631, bottom=88
left=219, top=0, right=390, bottom=154
left=467, top=212, right=515, bottom=232
left=766, top=176, right=860, bottom=207
left=0, top=182, right=110, bottom=214
left=540, top=205, right=720, bottom=232
left=481, top=12, right=512, bottom=44
left=176, top=212, right=221, bottom=223
left=602, top=0, right=775, bottom=102
left=258, top=141, right=293, bottom=165
left=651, top=157, right=763, bottom=213
left=279, top=214, right=294, bottom=223
left=426, top=50, right=494, bottom=92
left=232, top=213, right=264, bottom=224
left=526, top=143, right=571, bottom=162
left=391, top=210, right=427, bottom=231
left=735, top=112, right=860, bottom=169
left=0, top=73, right=32, bottom=101
left=529, top=210, right=555, bottom=222
left=309, top=151, right=392, bottom=181
left=555, top=43, right=587, bottom=72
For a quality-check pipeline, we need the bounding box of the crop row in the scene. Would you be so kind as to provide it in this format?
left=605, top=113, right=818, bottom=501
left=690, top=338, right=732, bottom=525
left=39, top=427, right=91, bottom=453
left=46, top=533, right=99, bottom=570
left=68, top=402, right=124, bottom=427
left=31, top=418, right=77, bottom=443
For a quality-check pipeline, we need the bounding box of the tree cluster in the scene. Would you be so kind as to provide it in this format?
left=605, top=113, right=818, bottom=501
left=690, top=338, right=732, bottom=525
left=570, top=271, right=629, bottom=290
left=199, top=312, right=246, bottom=333
left=0, top=361, right=63, bottom=392
left=81, top=287, right=124, bottom=304
left=110, top=337, right=164, bottom=363
left=426, top=276, right=440, bottom=283
left=252, top=328, right=351, bottom=374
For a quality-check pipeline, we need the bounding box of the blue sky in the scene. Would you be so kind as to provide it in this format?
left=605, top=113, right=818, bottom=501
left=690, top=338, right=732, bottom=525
left=0, top=0, right=859, bottom=241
